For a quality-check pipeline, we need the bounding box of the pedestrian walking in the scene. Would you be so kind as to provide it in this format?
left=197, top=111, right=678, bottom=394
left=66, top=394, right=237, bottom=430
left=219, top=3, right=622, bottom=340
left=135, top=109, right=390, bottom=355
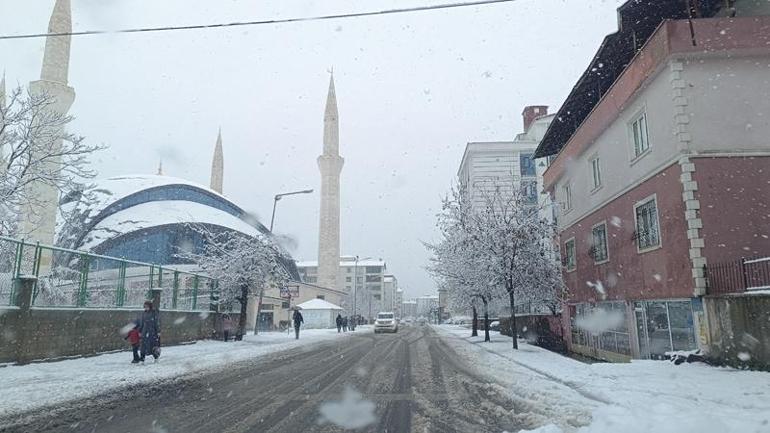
left=336, top=313, right=343, bottom=333
left=293, top=308, right=304, bottom=340
left=342, top=316, right=348, bottom=332
left=125, top=321, right=141, bottom=364
left=139, top=301, right=161, bottom=362
left=222, top=314, right=233, bottom=342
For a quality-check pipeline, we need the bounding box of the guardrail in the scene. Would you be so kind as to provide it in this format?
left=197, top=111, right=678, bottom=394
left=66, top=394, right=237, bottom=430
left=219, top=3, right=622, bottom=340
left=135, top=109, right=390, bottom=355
left=0, top=236, right=218, bottom=310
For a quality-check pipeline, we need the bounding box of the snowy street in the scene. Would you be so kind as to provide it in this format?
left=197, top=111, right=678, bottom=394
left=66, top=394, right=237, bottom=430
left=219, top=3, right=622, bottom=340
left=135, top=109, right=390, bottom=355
left=0, top=324, right=529, bottom=433
left=435, top=325, right=770, bottom=433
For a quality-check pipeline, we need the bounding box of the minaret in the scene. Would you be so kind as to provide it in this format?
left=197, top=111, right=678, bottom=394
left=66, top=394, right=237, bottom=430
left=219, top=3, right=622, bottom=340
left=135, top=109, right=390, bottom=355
left=316, top=73, right=344, bottom=290
left=21, top=0, right=76, bottom=246
left=0, top=72, right=6, bottom=174
left=157, top=159, right=164, bottom=176
left=210, top=128, right=224, bottom=194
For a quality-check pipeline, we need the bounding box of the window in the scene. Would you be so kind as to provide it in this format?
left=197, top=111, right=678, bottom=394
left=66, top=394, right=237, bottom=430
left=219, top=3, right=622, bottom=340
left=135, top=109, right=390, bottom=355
left=522, top=180, right=538, bottom=204
left=365, top=266, right=381, bottom=273
left=591, top=222, right=609, bottom=263
left=347, top=268, right=352, bottom=273
left=564, top=238, right=576, bottom=271
left=316, top=295, right=325, bottom=300
left=345, top=276, right=352, bottom=282
left=635, top=196, right=661, bottom=251
left=281, top=301, right=290, bottom=309
left=631, top=112, right=650, bottom=158
left=562, top=183, right=572, bottom=212
left=520, top=153, right=535, bottom=176
left=590, top=156, right=602, bottom=189
left=366, top=275, right=382, bottom=283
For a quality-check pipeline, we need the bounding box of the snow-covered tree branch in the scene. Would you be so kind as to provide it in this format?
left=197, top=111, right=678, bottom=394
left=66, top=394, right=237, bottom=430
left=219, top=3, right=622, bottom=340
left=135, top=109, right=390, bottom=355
left=176, top=224, right=291, bottom=339
left=426, top=181, right=564, bottom=349
left=0, top=85, right=105, bottom=236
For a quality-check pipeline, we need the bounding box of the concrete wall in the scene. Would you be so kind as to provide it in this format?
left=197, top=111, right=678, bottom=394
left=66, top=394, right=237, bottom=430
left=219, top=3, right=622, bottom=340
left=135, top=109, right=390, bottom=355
left=0, top=306, right=226, bottom=364
left=693, top=156, right=770, bottom=263
left=705, top=294, right=770, bottom=370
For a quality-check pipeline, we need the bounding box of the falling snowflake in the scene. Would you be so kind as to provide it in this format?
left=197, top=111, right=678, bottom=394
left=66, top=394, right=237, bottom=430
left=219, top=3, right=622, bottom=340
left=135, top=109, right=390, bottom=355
left=318, top=387, right=376, bottom=429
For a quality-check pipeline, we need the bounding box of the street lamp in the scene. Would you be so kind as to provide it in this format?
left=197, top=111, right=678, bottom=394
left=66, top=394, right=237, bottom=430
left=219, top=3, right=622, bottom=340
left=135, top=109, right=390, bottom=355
left=353, top=255, right=372, bottom=327
left=269, top=189, right=313, bottom=232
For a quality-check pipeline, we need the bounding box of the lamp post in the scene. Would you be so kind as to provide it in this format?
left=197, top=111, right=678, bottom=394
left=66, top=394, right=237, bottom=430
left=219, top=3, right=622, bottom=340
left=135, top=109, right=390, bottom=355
left=269, top=189, right=313, bottom=232
left=353, top=255, right=372, bottom=327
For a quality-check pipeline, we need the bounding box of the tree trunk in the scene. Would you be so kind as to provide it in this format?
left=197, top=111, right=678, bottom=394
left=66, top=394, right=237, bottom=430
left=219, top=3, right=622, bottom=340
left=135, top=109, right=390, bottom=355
left=253, top=285, right=265, bottom=335
left=471, top=304, right=478, bottom=337
left=508, top=288, right=518, bottom=349
left=482, top=297, right=490, bottom=342
left=236, top=284, right=248, bottom=341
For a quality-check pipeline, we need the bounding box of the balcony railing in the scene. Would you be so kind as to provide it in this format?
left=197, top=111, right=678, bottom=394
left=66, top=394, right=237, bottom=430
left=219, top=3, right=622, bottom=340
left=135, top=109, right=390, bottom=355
left=705, top=256, right=770, bottom=295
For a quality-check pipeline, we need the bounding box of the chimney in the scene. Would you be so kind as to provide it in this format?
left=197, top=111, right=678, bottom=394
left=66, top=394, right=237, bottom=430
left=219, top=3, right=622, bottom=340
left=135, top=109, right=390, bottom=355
left=522, top=105, right=548, bottom=132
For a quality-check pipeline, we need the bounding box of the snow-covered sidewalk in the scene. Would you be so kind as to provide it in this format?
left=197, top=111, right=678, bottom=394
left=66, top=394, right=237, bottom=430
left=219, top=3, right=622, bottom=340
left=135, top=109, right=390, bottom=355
left=434, top=325, right=770, bottom=433
left=0, top=328, right=359, bottom=419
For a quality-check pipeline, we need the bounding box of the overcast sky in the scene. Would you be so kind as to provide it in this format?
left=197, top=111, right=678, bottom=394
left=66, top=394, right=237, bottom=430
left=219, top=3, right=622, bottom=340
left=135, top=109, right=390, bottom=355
left=0, top=0, right=623, bottom=299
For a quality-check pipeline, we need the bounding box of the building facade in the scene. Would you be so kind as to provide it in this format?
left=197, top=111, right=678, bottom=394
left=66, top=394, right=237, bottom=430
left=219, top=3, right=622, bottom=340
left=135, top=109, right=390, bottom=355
left=296, top=256, right=389, bottom=320
left=457, top=106, right=554, bottom=219
left=537, top=2, right=770, bottom=361
left=401, top=300, right=417, bottom=319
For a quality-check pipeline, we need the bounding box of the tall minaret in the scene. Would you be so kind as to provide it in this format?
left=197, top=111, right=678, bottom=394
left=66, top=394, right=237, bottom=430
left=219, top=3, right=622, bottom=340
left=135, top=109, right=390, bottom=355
left=210, top=128, right=224, bottom=194
left=316, top=73, right=344, bottom=290
left=0, top=72, right=6, bottom=174
left=21, top=0, right=76, bottom=247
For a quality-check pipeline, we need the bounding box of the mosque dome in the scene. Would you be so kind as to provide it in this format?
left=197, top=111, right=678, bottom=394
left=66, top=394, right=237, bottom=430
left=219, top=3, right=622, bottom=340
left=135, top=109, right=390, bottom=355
left=56, top=174, right=298, bottom=279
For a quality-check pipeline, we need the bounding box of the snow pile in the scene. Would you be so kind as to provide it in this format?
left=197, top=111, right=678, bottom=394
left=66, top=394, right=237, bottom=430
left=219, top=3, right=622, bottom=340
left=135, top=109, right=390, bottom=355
left=0, top=329, right=354, bottom=419
left=435, top=325, right=770, bottom=433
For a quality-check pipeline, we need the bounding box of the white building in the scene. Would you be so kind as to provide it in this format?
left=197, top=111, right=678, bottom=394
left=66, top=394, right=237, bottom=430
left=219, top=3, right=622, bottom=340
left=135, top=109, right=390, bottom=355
left=382, top=275, right=397, bottom=312
left=415, top=295, right=439, bottom=319
left=457, top=106, right=555, bottom=221
left=295, top=298, right=344, bottom=329
left=296, top=256, right=389, bottom=320
left=401, top=300, right=417, bottom=319
left=394, top=288, right=404, bottom=319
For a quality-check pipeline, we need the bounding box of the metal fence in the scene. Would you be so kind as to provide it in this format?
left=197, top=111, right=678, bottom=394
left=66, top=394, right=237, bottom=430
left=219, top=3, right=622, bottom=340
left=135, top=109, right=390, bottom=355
left=0, top=236, right=218, bottom=310
left=705, top=256, right=770, bottom=295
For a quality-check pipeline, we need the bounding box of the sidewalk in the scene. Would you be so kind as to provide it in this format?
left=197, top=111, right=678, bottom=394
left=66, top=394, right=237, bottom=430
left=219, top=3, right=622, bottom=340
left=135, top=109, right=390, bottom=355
left=434, top=325, right=770, bottom=433
left=0, top=328, right=357, bottom=419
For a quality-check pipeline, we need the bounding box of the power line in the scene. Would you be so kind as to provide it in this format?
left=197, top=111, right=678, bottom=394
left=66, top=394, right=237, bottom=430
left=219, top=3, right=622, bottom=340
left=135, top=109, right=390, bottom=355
left=0, top=0, right=517, bottom=41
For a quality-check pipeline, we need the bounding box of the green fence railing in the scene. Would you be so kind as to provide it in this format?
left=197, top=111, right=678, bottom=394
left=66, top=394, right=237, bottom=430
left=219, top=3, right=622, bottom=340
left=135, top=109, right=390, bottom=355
left=0, top=236, right=217, bottom=311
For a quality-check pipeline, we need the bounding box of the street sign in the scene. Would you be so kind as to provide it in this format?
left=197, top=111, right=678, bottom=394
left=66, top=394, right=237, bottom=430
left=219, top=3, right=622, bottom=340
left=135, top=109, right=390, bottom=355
left=280, top=284, right=300, bottom=299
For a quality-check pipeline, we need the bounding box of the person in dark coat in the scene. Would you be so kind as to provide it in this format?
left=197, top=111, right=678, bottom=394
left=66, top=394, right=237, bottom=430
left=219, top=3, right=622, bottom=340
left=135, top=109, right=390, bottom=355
left=342, top=316, right=348, bottom=332
left=125, top=321, right=141, bottom=363
left=336, top=313, right=343, bottom=333
left=293, top=309, right=304, bottom=340
left=139, top=301, right=161, bottom=362
left=222, top=314, right=233, bottom=342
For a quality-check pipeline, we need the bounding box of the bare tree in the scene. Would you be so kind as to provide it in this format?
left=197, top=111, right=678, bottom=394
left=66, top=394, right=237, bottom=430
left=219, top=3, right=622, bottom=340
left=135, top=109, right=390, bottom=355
left=0, top=86, right=105, bottom=236
left=177, top=224, right=291, bottom=340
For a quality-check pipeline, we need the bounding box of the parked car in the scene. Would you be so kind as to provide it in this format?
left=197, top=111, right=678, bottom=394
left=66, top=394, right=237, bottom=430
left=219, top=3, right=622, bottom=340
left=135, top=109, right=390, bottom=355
left=489, top=321, right=500, bottom=332
left=374, top=312, right=398, bottom=333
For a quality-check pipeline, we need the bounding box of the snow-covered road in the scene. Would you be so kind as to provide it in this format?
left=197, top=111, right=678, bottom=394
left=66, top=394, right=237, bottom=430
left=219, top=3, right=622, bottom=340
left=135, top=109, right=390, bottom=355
left=434, top=325, right=770, bottom=433
left=0, top=328, right=357, bottom=420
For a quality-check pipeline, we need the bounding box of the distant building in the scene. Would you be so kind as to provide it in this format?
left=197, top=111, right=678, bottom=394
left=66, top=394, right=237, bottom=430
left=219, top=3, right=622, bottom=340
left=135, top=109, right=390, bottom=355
left=394, top=289, right=404, bottom=319
left=457, top=106, right=555, bottom=221
left=382, top=275, right=398, bottom=312
left=401, top=300, right=417, bottom=319
left=415, top=295, right=439, bottom=319
left=296, top=256, right=389, bottom=319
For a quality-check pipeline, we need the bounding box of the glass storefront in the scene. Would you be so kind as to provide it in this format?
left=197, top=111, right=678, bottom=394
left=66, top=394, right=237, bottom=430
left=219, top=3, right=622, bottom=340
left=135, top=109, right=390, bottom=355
left=570, top=302, right=632, bottom=357
left=634, top=300, right=697, bottom=359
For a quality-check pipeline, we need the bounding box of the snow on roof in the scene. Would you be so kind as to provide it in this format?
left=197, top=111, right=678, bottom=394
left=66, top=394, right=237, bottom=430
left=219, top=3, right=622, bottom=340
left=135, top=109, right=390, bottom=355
left=80, top=200, right=261, bottom=250
left=60, top=174, right=235, bottom=228
left=296, top=298, right=343, bottom=310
